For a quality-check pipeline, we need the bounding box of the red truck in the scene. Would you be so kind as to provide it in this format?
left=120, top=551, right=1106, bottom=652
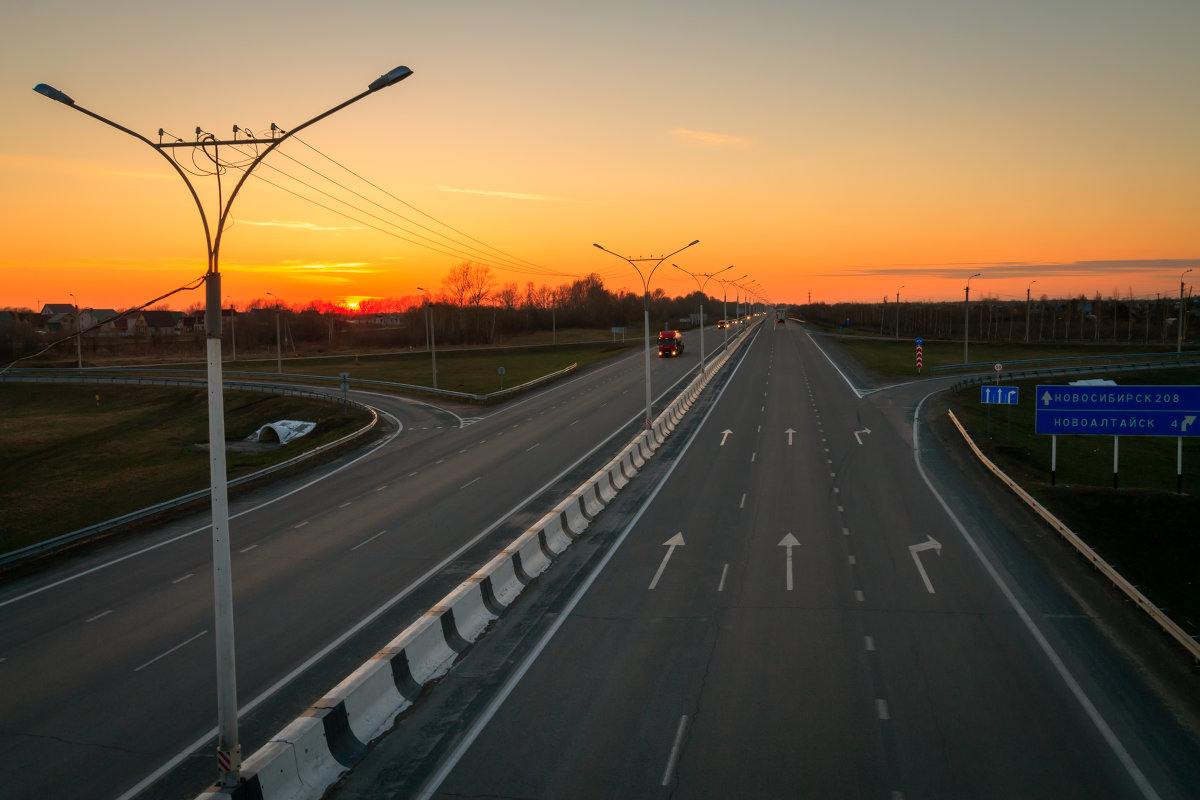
left=657, top=330, right=685, bottom=357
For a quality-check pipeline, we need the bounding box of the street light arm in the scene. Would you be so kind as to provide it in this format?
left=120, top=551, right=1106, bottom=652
left=34, top=83, right=214, bottom=270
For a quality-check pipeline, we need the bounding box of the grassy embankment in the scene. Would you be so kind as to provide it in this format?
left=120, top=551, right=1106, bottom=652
left=836, top=337, right=1200, bottom=641
left=0, top=339, right=635, bottom=553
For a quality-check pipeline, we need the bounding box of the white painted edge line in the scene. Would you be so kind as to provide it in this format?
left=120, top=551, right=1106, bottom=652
left=413, top=324, right=758, bottom=799
left=945, top=410, right=1199, bottom=663
left=912, top=391, right=1162, bottom=800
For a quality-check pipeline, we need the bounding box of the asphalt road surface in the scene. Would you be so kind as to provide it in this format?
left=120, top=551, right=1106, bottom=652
left=325, top=321, right=1200, bottom=800
left=0, top=327, right=726, bottom=800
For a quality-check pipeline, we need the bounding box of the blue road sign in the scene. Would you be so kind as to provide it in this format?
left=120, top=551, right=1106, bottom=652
left=1035, top=385, right=1200, bottom=437
left=915, top=337, right=923, bottom=345
left=981, top=386, right=1019, bottom=405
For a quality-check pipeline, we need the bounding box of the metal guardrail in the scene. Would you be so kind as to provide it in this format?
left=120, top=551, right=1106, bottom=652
left=947, top=410, right=1200, bottom=662
left=947, top=357, right=1200, bottom=393
left=932, top=350, right=1195, bottom=372
left=0, top=377, right=380, bottom=569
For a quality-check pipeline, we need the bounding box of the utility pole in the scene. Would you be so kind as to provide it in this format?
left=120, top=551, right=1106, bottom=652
left=1025, top=279, right=1036, bottom=343
left=964, top=273, right=980, bottom=364
left=895, top=285, right=904, bottom=338
left=1180, top=268, right=1193, bottom=353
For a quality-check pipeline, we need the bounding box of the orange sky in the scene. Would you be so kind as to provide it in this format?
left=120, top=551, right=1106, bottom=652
left=2, top=1, right=1197, bottom=312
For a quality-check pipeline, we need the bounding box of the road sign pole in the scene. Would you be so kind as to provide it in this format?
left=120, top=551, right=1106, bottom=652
left=1051, top=435, right=1057, bottom=486
left=1178, top=437, right=1183, bottom=494
left=1113, top=435, right=1119, bottom=490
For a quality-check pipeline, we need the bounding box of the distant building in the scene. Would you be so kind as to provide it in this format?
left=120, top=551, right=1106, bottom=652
left=133, top=310, right=180, bottom=337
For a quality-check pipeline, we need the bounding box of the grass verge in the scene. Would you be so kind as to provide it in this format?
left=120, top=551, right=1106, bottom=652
left=944, top=366, right=1200, bottom=640
left=0, top=383, right=372, bottom=553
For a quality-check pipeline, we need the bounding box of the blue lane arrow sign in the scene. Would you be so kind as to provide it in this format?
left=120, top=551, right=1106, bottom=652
left=981, top=386, right=1019, bottom=405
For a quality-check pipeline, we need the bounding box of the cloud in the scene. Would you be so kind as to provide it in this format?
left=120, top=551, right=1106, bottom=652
left=239, top=220, right=367, bottom=232
left=436, top=186, right=571, bottom=202
left=671, top=129, right=756, bottom=149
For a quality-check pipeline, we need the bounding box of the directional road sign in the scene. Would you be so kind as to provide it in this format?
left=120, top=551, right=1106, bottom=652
left=1035, top=385, right=1200, bottom=437
left=981, top=386, right=1018, bottom=405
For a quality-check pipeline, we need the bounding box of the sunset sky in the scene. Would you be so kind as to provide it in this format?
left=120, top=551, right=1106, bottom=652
left=2, top=1, right=1197, bottom=312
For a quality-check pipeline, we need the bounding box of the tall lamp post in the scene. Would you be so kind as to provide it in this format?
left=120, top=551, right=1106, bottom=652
left=1179, top=268, right=1192, bottom=353
left=895, top=285, right=904, bottom=338
left=417, top=287, right=438, bottom=389
left=593, top=239, right=700, bottom=428
left=265, top=291, right=283, bottom=374
left=69, top=291, right=82, bottom=368
left=1025, top=280, right=1037, bottom=343
left=716, top=273, right=747, bottom=344
left=964, top=272, right=981, bottom=364
left=33, top=65, right=414, bottom=788
left=673, top=263, right=730, bottom=375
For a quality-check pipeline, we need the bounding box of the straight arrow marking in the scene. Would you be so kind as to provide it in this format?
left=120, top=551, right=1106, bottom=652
left=779, top=533, right=800, bottom=591
left=649, top=533, right=685, bottom=590
left=908, top=535, right=942, bottom=593
left=785, top=427, right=795, bottom=445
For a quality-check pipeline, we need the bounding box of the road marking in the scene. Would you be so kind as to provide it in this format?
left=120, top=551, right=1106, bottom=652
left=720, top=429, right=732, bottom=446
left=855, top=590, right=865, bottom=602
left=718, top=563, right=729, bottom=592
left=408, top=471, right=420, bottom=477
left=459, top=449, right=468, bottom=454
left=338, top=501, right=352, bottom=509
left=86, top=610, right=113, bottom=623
left=876, top=699, right=890, bottom=720
left=908, top=536, right=943, bottom=594
left=848, top=555, right=856, bottom=565
left=293, top=521, right=308, bottom=529
left=526, top=443, right=541, bottom=452
left=649, top=534, right=685, bottom=590
left=461, top=477, right=482, bottom=489
left=751, top=452, right=756, bottom=462
left=785, top=427, right=795, bottom=444
left=570, top=419, right=580, bottom=426
left=351, top=530, right=388, bottom=551
left=854, top=427, right=872, bottom=445
left=837, top=505, right=844, bottom=513
left=739, top=493, right=746, bottom=509
left=135, top=630, right=208, bottom=673
left=757, top=424, right=761, bottom=432
left=661, top=714, right=690, bottom=786
left=842, top=527, right=850, bottom=536
left=375, top=485, right=388, bottom=491
left=171, top=573, right=194, bottom=585
left=864, top=635, right=875, bottom=651
left=779, top=534, right=800, bottom=591
left=435, top=459, right=445, bottom=464
left=239, top=544, right=258, bottom=553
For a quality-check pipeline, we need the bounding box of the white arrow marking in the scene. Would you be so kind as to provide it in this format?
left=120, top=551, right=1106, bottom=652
left=785, top=428, right=795, bottom=445
left=1042, top=390, right=1052, bottom=406
left=1182, top=415, right=1196, bottom=433
left=908, top=535, right=942, bottom=593
left=720, top=429, right=732, bottom=446
left=853, top=427, right=872, bottom=445
left=779, top=533, right=800, bottom=591
left=649, top=533, right=685, bottom=590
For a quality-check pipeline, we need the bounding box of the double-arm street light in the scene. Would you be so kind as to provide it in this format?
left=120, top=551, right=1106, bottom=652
left=673, top=263, right=731, bottom=375
left=715, top=272, right=748, bottom=343
left=33, top=64, right=413, bottom=788
left=964, top=272, right=981, bottom=363
left=593, top=239, right=699, bottom=428
left=417, top=286, right=438, bottom=389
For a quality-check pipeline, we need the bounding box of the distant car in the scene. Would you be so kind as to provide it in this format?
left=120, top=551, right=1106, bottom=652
left=717, top=320, right=729, bottom=329
left=657, top=330, right=685, bottom=357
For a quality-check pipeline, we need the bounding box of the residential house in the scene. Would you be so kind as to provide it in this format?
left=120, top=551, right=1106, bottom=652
left=133, top=310, right=180, bottom=337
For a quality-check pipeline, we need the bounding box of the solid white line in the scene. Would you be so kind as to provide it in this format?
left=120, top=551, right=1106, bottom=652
left=293, top=521, right=309, bottom=529
left=134, top=630, right=208, bottom=673
left=460, top=477, right=481, bottom=490
left=414, top=326, right=760, bottom=800
left=239, top=544, right=258, bottom=553
left=375, top=485, right=388, bottom=491
left=409, top=472, right=420, bottom=477
left=86, top=610, right=113, bottom=623
left=351, top=530, right=388, bottom=552
left=526, top=443, right=540, bottom=452
left=171, top=573, right=194, bottom=585
left=718, top=563, right=729, bottom=592
left=338, top=501, right=352, bottom=509
left=911, top=389, right=1161, bottom=800
left=661, top=714, right=690, bottom=786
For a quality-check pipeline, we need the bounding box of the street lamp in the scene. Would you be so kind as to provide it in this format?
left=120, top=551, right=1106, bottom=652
left=68, top=291, right=82, bottom=368
left=715, top=272, right=747, bottom=344
left=33, top=64, right=413, bottom=787
left=673, top=263, right=730, bottom=375
left=895, top=285, right=904, bottom=338
left=965, top=272, right=981, bottom=364
left=593, top=239, right=700, bottom=428
left=1025, top=280, right=1037, bottom=343
left=265, top=292, right=283, bottom=374
left=417, top=287, right=438, bottom=389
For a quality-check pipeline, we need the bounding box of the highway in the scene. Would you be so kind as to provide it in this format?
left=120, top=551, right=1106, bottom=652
left=0, top=326, right=725, bottom=800
left=326, top=321, right=1200, bottom=799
